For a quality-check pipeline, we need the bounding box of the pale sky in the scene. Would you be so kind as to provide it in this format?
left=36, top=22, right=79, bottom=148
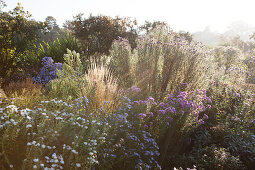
left=3, top=0, right=255, bottom=33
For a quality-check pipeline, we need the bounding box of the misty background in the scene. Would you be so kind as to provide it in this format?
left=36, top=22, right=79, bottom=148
left=3, top=0, right=255, bottom=46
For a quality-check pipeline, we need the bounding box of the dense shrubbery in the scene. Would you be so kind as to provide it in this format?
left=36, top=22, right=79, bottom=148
left=1, top=3, right=255, bottom=169
left=0, top=3, right=47, bottom=85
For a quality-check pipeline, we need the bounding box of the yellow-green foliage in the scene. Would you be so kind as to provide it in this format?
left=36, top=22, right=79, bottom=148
left=0, top=86, right=6, bottom=99
left=3, top=78, right=44, bottom=108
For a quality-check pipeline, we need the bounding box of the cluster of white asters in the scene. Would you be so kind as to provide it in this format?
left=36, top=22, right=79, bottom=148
left=0, top=97, right=110, bottom=169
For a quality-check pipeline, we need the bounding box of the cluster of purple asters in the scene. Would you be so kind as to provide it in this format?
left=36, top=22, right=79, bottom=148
left=130, top=88, right=212, bottom=128
left=158, top=89, right=212, bottom=125
left=33, top=57, right=63, bottom=85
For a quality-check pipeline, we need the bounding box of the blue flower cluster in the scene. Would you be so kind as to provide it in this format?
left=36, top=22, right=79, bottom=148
left=33, top=57, right=63, bottom=85
left=97, top=94, right=161, bottom=169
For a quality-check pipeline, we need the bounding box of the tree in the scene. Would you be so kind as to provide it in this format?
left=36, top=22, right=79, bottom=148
left=139, top=20, right=168, bottom=34
left=192, top=26, right=220, bottom=45
left=65, top=14, right=138, bottom=56
left=37, top=16, right=66, bottom=44
left=0, top=3, right=47, bottom=85
left=224, top=21, right=254, bottom=42
left=179, top=31, right=193, bottom=43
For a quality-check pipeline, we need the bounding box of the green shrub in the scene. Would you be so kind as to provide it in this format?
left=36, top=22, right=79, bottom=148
left=38, top=33, right=83, bottom=64
left=47, top=49, right=85, bottom=101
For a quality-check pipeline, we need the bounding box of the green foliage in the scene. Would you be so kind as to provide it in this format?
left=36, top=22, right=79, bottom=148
left=47, top=49, right=85, bottom=100
left=38, top=33, right=83, bottom=64
left=1, top=4, right=254, bottom=169
left=0, top=3, right=46, bottom=53
left=191, top=145, right=244, bottom=169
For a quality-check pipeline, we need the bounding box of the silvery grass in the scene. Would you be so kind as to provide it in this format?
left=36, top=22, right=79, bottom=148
left=213, top=45, right=248, bottom=86
left=110, top=27, right=216, bottom=99
left=48, top=49, right=119, bottom=112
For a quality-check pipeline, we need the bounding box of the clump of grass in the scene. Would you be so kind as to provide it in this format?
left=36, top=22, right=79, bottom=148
left=3, top=78, right=44, bottom=108
left=0, top=81, right=7, bottom=99
left=110, top=27, right=215, bottom=99
left=85, top=61, right=120, bottom=113
left=110, top=37, right=133, bottom=88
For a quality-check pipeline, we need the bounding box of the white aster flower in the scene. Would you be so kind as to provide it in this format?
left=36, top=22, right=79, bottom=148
left=33, top=158, right=39, bottom=162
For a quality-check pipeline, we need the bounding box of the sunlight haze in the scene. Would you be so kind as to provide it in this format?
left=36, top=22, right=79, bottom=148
left=3, top=0, right=255, bottom=33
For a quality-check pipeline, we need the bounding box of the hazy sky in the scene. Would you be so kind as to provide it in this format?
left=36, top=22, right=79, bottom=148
left=3, top=0, right=255, bottom=33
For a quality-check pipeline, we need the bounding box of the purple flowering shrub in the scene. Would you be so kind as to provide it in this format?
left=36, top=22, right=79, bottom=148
left=33, top=57, right=63, bottom=85
left=95, top=86, right=161, bottom=169
left=110, top=85, right=214, bottom=168
left=207, top=81, right=255, bottom=132
left=157, top=89, right=211, bottom=128
left=98, top=110, right=161, bottom=169
left=123, top=86, right=213, bottom=168
left=185, top=81, right=255, bottom=169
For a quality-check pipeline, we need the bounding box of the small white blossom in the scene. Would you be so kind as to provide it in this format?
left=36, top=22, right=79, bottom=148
left=71, top=150, right=78, bottom=154
left=52, top=153, right=57, bottom=159
left=33, top=158, right=39, bottom=162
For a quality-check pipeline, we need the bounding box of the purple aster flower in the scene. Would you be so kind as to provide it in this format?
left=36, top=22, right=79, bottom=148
left=158, top=110, right=166, bottom=115
left=139, top=113, right=147, bottom=119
